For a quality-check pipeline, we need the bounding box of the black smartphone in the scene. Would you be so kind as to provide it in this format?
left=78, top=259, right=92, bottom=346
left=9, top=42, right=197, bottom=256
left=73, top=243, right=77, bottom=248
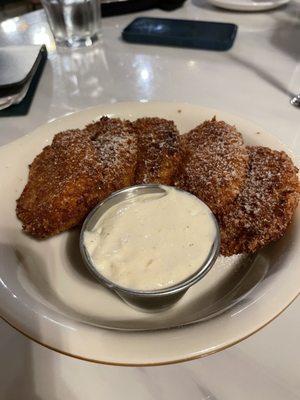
left=122, top=17, right=237, bottom=51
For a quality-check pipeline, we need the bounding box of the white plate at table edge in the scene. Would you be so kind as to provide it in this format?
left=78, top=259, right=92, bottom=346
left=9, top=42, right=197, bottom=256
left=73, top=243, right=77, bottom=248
left=0, top=101, right=299, bottom=366
left=207, top=0, right=290, bottom=12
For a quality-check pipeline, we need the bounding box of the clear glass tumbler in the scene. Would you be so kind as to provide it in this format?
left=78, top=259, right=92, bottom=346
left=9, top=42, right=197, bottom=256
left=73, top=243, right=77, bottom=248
left=42, top=0, right=101, bottom=48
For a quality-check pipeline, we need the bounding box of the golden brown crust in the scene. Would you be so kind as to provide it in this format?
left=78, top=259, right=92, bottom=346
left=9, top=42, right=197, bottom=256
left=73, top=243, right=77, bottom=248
left=16, top=129, right=107, bottom=238
left=176, top=118, right=249, bottom=215
left=132, top=117, right=181, bottom=184
left=86, top=116, right=138, bottom=191
left=219, top=146, right=300, bottom=256
left=17, top=118, right=138, bottom=238
left=16, top=116, right=300, bottom=254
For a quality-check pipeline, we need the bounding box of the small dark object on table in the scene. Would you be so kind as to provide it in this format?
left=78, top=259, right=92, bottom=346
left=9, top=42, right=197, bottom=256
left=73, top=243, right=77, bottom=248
left=101, top=0, right=186, bottom=17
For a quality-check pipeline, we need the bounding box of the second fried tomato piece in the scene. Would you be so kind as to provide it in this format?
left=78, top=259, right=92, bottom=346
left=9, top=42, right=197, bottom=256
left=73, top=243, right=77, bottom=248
left=176, top=118, right=249, bottom=215
left=85, top=116, right=138, bottom=192
left=132, top=117, right=181, bottom=184
left=219, top=146, right=300, bottom=256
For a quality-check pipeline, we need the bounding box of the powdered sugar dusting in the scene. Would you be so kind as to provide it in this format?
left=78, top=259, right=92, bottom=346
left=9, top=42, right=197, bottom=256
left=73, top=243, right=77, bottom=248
left=16, top=129, right=108, bottom=237
left=220, top=146, right=300, bottom=255
left=176, top=118, right=249, bottom=214
left=16, top=115, right=300, bottom=253
left=85, top=116, right=138, bottom=192
left=133, top=117, right=181, bottom=184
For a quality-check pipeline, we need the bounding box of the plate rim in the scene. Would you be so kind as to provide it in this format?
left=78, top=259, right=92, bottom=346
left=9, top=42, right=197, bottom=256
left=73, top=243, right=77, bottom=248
left=2, top=290, right=299, bottom=366
left=207, top=0, right=290, bottom=11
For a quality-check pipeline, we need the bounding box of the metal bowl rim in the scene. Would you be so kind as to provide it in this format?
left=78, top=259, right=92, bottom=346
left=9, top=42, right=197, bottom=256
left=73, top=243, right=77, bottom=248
left=80, top=184, right=220, bottom=297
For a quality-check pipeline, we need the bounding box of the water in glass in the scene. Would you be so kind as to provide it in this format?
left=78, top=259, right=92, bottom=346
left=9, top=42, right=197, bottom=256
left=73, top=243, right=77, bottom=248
left=42, top=0, right=101, bottom=47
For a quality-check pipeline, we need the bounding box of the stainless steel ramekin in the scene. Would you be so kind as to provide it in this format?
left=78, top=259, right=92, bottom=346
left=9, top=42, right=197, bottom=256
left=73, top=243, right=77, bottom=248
left=80, top=184, right=220, bottom=312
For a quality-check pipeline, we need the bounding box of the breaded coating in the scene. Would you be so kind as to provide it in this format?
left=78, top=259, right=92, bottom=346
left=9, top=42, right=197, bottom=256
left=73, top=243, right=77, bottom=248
left=17, top=118, right=137, bottom=238
left=85, top=116, right=138, bottom=191
left=176, top=118, right=249, bottom=215
left=219, top=146, right=300, bottom=256
left=132, top=117, right=181, bottom=184
left=16, top=130, right=107, bottom=238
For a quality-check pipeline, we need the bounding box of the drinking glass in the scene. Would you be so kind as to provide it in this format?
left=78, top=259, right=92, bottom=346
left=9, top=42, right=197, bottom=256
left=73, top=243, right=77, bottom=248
left=42, top=0, right=101, bottom=48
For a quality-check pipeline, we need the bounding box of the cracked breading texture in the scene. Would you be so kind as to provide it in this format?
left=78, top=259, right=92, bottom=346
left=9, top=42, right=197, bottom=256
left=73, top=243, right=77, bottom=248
left=219, top=146, right=300, bottom=256
left=17, top=118, right=137, bottom=238
left=85, top=116, right=138, bottom=191
left=176, top=118, right=249, bottom=215
left=132, top=117, right=181, bottom=184
left=16, top=129, right=107, bottom=238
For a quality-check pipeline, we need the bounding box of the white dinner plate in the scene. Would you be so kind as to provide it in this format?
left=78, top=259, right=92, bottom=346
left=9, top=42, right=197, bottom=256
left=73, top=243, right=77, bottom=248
left=0, top=102, right=299, bottom=366
left=208, top=0, right=290, bottom=11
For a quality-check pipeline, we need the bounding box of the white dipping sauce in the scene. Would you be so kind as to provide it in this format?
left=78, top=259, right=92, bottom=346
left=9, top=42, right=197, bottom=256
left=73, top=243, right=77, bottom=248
left=83, top=186, right=217, bottom=291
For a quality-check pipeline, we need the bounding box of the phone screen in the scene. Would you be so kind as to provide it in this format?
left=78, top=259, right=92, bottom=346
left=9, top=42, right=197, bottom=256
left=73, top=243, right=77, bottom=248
left=122, top=17, right=237, bottom=51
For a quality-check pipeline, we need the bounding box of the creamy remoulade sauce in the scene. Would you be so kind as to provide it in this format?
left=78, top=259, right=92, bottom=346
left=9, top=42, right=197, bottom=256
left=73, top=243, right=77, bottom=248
left=83, top=186, right=216, bottom=291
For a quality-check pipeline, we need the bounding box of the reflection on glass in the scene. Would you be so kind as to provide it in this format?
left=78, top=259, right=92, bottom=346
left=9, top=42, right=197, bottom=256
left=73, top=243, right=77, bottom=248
left=52, top=43, right=113, bottom=112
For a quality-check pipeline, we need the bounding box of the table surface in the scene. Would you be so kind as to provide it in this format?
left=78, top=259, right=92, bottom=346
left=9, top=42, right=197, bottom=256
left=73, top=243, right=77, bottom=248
left=1, top=2, right=300, bottom=399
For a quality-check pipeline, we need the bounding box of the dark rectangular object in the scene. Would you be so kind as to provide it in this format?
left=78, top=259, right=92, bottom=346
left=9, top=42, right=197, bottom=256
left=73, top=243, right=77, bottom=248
left=0, top=45, right=47, bottom=97
left=0, top=46, right=47, bottom=117
left=122, top=17, right=237, bottom=51
left=101, top=0, right=186, bottom=17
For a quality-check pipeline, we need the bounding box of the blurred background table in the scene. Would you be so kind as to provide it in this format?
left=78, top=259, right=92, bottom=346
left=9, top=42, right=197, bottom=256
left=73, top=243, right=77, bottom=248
left=1, top=2, right=300, bottom=399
